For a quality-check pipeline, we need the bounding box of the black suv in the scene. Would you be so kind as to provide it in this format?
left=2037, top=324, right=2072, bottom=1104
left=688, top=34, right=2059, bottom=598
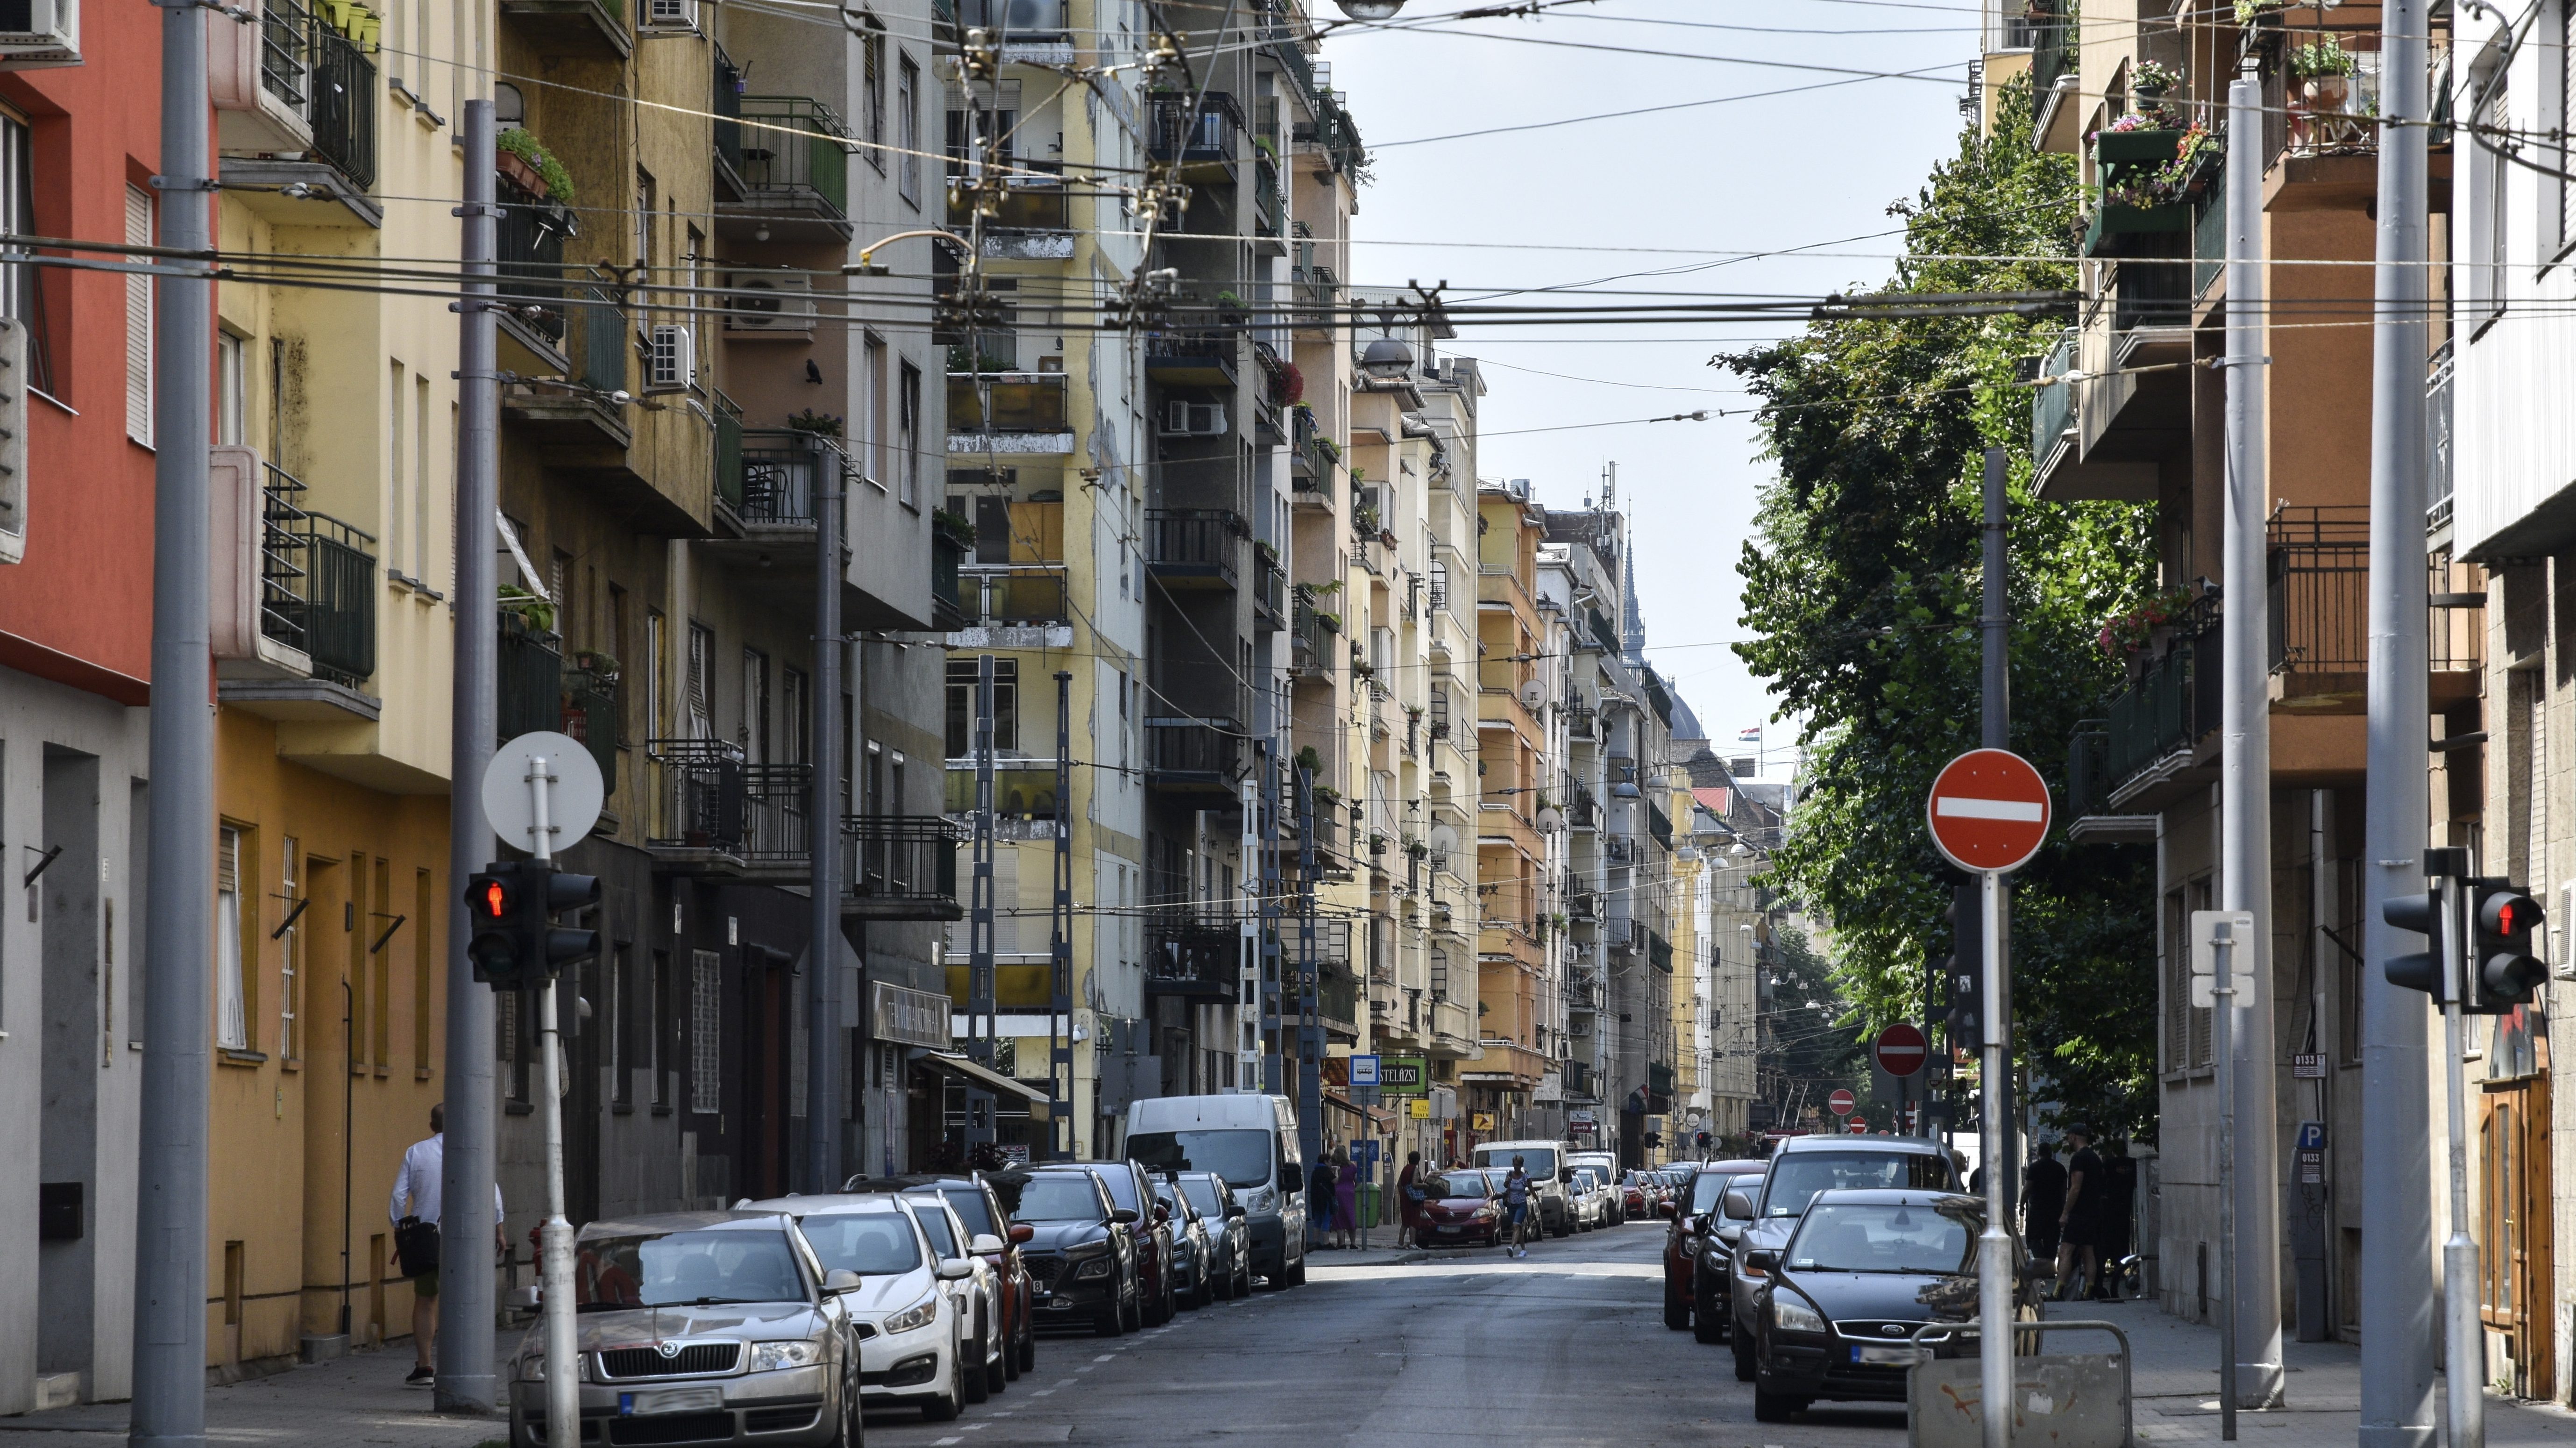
left=1064, top=1159, right=1179, bottom=1326
left=992, top=1166, right=1137, bottom=1337
left=1728, top=1136, right=1959, bottom=1381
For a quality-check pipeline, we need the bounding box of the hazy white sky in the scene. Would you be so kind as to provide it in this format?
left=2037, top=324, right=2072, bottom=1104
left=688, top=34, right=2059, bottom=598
left=1326, top=0, right=1981, bottom=772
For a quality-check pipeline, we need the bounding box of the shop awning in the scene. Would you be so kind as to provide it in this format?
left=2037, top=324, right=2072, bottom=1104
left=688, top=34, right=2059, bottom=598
left=920, top=1052, right=1055, bottom=1117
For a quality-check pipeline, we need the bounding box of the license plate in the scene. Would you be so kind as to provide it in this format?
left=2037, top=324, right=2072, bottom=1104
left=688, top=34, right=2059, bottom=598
left=1852, top=1345, right=1922, bottom=1365
left=1435, top=1226, right=1461, bottom=1234
left=621, top=1386, right=724, bottom=1416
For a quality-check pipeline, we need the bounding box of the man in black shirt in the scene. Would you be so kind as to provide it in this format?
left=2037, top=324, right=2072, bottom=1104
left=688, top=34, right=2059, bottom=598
left=2022, top=1141, right=2068, bottom=1265
left=2055, top=1125, right=2106, bottom=1300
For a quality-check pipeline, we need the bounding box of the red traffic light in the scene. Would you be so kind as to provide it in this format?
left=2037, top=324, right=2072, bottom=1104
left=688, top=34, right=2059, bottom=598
left=2494, top=898, right=2524, bottom=934
left=480, top=880, right=509, bottom=918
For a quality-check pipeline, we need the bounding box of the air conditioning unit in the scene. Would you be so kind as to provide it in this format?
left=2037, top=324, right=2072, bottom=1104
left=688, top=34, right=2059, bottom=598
left=0, top=0, right=79, bottom=68
left=648, top=324, right=695, bottom=391
left=724, top=272, right=816, bottom=336
left=1163, top=400, right=1226, bottom=437
left=644, top=0, right=698, bottom=28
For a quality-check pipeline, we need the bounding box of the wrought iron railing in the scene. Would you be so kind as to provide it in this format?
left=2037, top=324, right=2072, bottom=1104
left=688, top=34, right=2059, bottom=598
left=1145, top=920, right=1240, bottom=998
left=496, top=179, right=570, bottom=342
left=843, top=814, right=963, bottom=910
left=646, top=740, right=810, bottom=861
left=255, top=461, right=377, bottom=686
left=261, top=0, right=377, bottom=190
left=2103, top=611, right=2220, bottom=786
left=1145, top=726, right=1238, bottom=782
left=1147, top=508, right=1244, bottom=583
left=1146, top=90, right=1244, bottom=165
left=573, top=285, right=626, bottom=397
left=736, top=96, right=855, bottom=218
left=2028, top=4, right=2075, bottom=122
left=562, top=664, right=621, bottom=795
left=498, top=612, right=563, bottom=742
left=734, top=429, right=828, bottom=526
left=2267, top=506, right=2368, bottom=677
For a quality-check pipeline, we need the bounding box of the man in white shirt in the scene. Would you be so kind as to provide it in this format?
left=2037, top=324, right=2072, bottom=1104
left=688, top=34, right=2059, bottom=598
left=390, top=1104, right=504, bottom=1386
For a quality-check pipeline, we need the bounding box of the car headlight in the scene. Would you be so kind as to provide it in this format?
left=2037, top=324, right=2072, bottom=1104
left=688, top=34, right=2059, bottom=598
left=1473, top=1205, right=1497, bottom=1220
left=749, top=1340, right=823, bottom=1372
left=1772, top=1294, right=1828, bottom=1334
left=520, top=1353, right=589, bottom=1383
left=881, top=1296, right=941, bottom=1335
left=1244, top=1188, right=1275, bottom=1214
left=1075, top=1254, right=1114, bottom=1279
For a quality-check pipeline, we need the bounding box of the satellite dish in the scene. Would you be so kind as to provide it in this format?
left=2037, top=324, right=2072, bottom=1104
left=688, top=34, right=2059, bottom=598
left=1536, top=807, right=1565, bottom=834
left=1428, top=825, right=1459, bottom=853
left=1519, top=680, right=1545, bottom=712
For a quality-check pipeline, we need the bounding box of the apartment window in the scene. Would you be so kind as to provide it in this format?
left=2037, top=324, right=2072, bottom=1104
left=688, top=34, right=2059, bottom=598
left=861, top=16, right=887, bottom=166
left=610, top=944, right=629, bottom=1103
left=649, top=949, right=669, bottom=1106
left=864, top=334, right=888, bottom=485
left=634, top=168, right=658, bottom=335
left=741, top=648, right=770, bottom=761
left=690, top=948, right=722, bottom=1114
left=388, top=362, right=409, bottom=577
left=277, top=837, right=299, bottom=1058
left=216, top=827, right=247, bottom=1049
left=898, top=55, right=922, bottom=206
left=783, top=667, right=810, bottom=763
left=413, top=374, right=432, bottom=583
left=125, top=184, right=153, bottom=446
left=0, top=115, right=48, bottom=395
left=945, top=657, right=1018, bottom=756
left=413, top=868, right=433, bottom=1071
left=647, top=610, right=667, bottom=738
left=866, top=740, right=884, bottom=817
left=686, top=623, right=713, bottom=737
left=2471, top=64, right=2510, bottom=323
left=1118, top=671, right=1131, bottom=770
left=899, top=360, right=922, bottom=506
left=371, top=856, right=391, bottom=1065
left=217, top=333, right=246, bottom=445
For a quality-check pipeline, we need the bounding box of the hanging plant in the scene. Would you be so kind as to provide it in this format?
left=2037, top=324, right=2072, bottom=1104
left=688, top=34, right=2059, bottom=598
left=497, top=128, right=577, bottom=204
left=786, top=409, right=844, bottom=437
left=498, top=584, right=556, bottom=634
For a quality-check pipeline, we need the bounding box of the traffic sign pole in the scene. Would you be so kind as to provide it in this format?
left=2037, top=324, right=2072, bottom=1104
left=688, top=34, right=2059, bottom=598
left=1978, top=867, right=2011, bottom=1448
left=527, top=751, right=578, bottom=1448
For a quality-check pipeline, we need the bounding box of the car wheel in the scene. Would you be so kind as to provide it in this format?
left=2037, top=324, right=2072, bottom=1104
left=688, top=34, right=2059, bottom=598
left=1753, top=1387, right=1807, bottom=1423
left=1093, top=1304, right=1121, bottom=1338
left=1213, top=1257, right=1235, bottom=1301
left=1693, top=1281, right=1725, bottom=1343
left=1120, top=1285, right=1142, bottom=1333
left=1003, top=1309, right=1022, bottom=1382
left=962, top=1323, right=991, bottom=1405
left=1732, top=1325, right=1757, bottom=1381
left=1663, top=1282, right=1691, bottom=1331
left=922, top=1344, right=964, bottom=1422
left=830, top=1364, right=860, bottom=1448
left=1235, top=1260, right=1252, bottom=1298
left=1018, top=1319, right=1036, bottom=1372
left=985, top=1339, right=1007, bottom=1397
left=1289, top=1250, right=1308, bottom=1287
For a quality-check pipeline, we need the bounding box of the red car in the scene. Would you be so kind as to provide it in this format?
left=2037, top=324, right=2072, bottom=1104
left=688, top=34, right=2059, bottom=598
left=1417, top=1168, right=1506, bottom=1248
left=1663, top=1159, right=1767, bottom=1333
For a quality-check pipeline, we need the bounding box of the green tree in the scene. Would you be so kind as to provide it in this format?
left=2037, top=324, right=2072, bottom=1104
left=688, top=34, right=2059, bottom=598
left=1722, top=79, right=2160, bottom=1141
left=1760, top=924, right=1866, bottom=1126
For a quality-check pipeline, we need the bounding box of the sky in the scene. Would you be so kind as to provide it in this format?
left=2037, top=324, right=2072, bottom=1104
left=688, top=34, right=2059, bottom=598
left=1322, top=0, right=1985, bottom=776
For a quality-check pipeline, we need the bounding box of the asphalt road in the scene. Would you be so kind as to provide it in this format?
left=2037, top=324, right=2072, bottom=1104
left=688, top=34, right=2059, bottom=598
left=859, top=1218, right=1915, bottom=1447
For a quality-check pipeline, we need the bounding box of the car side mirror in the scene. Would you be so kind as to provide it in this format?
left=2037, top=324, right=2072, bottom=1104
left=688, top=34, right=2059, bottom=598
left=1681, top=1214, right=1703, bottom=1235
left=823, top=1269, right=862, bottom=1294
left=969, top=1234, right=1005, bottom=1255
left=1742, top=1249, right=1777, bottom=1272
left=506, top=1284, right=541, bottom=1311
left=1225, top=1204, right=1247, bottom=1219
left=936, top=1258, right=974, bottom=1281
left=1111, top=1208, right=1139, bottom=1225
left=1724, top=1190, right=1756, bottom=1219
left=1008, top=1223, right=1034, bottom=1245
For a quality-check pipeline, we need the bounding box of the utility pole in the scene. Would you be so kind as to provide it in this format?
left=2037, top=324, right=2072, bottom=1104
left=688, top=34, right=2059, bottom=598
left=2223, top=70, right=2285, bottom=1412
left=434, top=99, right=502, bottom=1418
left=1238, top=772, right=1262, bottom=1093
left=2357, top=0, right=2438, bottom=1437
left=1263, top=751, right=1284, bottom=1096
left=1295, top=764, right=1321, bottom=1170
left=803, top=448, right=843, bottom=1191
left=1978, top=447, right=2019, bottom=1235
left=132, top=0, right=216, bottom=1440
left=1050, top=671, right=1074, bottom=1157
left=2434, top=858, right=2483, bottom=1448
left=965, top=655, right=997, bottom=1149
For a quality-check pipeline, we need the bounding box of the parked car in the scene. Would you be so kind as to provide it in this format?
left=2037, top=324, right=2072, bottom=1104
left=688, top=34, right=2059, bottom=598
left=992, top=1166, right=1138, bottom=1336
left=1568, top=1150, right=1622, bottom=1222
left=1690, top=1169, right=1768, bottom=1343
left=1417, top=1167, right=1506, bottom=1248
left=1470, top=1139, right=1576, bottom=1236
left=1728, top=1135, right=1960, bottom=1381
left=1746, top=1188, right=1987, bottom=1422
left=899, top=1193, right=1008, bottom=1403
left=1068, top=1159, right=1178, bottom=1324
left=1568, top=1166, right=1612, bottom=1230
left=1150, top=1174, right=1217, bottom=1309
left=833, top=1173, right=1036, bottom=1380
left=505, top=1209, right=864, bottom=1448
left=1657, top=1159, right=1767, bottom=1335
left=1659, top=1166, right=1694, bottom=1216
left=1620, top=1170, right=1660, bottom=1219
left=1125, top=1092, right=1309, bottom=1288
left=751, top=1196, right=972, bottom=1424
left=1171, top=1171, right=1252, bottom=1298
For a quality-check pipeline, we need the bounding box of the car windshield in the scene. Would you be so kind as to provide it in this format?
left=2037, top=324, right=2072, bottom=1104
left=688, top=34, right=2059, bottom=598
left=574, top=1226, right=806, bottom=1310
left=1433, top=1174, right=1490, bottom=1199
left=1128, top=1129, right=1275, bottom=1190
left=1762, top=1153, right=1953, bottom=1218
left=1012, top=1176, right=1106, bottom=1223
left=910, top=1205, right=960, bottom=1258
left=797, top=1213, right=923, bottom=1276
left=1787, top=1202, right=1978, bottom=1275
left=939, top=1189, right=997, bottom=1239
left=1573, top=1169, right=1598, bottom=1190
left=1475, top=1147, right=1557, bottom=1177
left=1179, top=1178, right=1225, bottom=1215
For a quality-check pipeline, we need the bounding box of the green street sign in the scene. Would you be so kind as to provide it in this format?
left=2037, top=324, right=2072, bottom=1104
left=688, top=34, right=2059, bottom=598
left=1378, top=1055, right=1429, bottom=1096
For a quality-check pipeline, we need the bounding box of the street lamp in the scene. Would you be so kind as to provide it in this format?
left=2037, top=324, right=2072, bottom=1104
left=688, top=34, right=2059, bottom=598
left=1335, top=0, right=1406, bottom=17
left=1359, top=336, right=1415, bottom=380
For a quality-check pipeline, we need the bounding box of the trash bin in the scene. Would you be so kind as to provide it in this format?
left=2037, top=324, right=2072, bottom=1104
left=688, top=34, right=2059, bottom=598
left=1906, top=1319, right=2133, bottom=1448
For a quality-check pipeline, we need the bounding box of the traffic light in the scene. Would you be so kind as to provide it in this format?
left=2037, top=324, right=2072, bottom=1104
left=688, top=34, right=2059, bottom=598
left=1944, top=883, right=1984, bottom=1049
left=2380, top=887, right=2447, bottom=1002
left=2468, top=880, right=2546, bottom=1013
left=464, top=861, right=602, bottom=989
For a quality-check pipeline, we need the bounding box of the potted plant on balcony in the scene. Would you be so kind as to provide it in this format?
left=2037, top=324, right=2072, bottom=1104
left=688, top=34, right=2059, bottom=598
left=2234, top=0, right=2286, bottom=28
left=2289, top=36, right=2360, bottom=151
left=786, top=409, right=844, bottom=438
left=497, top=128, right=577, bottom=204
left=933, top=507, right=977, bottom=552
left=2128, top=59, right=2182, bottom=107
left=498, top=584, right=556, bottom=635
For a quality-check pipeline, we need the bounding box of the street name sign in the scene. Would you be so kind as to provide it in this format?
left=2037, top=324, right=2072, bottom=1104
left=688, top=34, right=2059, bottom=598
left=1924, top=749, right=2051, bottom=874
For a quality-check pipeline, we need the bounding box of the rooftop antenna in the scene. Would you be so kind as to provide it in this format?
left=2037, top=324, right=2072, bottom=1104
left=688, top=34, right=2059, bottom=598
left=1601, top=460, right=1617, bottom=512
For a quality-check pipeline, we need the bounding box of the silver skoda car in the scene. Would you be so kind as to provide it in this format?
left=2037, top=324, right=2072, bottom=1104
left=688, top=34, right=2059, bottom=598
left=505, top=1210, right=861, bottom=1448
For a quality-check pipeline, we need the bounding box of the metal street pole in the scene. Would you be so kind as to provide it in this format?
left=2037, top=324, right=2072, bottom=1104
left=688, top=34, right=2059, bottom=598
left=1050, top=671, right=1074, bottom=1158
left=803, top=454, right=842, bottom=1191
left=2357, top=0, right=2438, bottom=1438
left=965, top=656, right=997, bottom=1148
left=524, top=755, right=578, bottom=1448
left=437, top=98, right=503, bottom=1417
left=2221, top=71, right=2285, bottom=1411
left=1979, top=448, right=2020, bottom=1241
left=2213, top=923, right=2240, bottom=1443
left=1296, top=764, right=1321, bottom=1173
left=132, top=0, right=216, bottom=1440
left=1976, top=867, right=2011, bottom=1448
left=2437, top=869, right=2484, bottom=1448
left=1239, top=775, right=1261, bottom=1093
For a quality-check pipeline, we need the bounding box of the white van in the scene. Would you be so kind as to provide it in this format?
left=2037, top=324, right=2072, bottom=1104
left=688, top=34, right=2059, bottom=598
left=1472, top=1139, right=1575, bottom=1236
left=1124, top=1094, right=1309, bottom=1287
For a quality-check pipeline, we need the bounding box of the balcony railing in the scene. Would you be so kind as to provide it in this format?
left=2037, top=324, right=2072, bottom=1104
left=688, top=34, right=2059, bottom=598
left=2028, top=4, right=2074, bottom=121
left=1650, top=933, right=1674, bottom=974
left=573, top=285, right=627, bottom=398
left=733, top=429, right=828, bottom=527
left=1145, top=920, right=1241, bottom=999
left=261, top=0, right=377, bottom=191
left=948, top=372, right=1069, bottom=432
left=499, top=612, right=564, bottom=743
left=960, top=569, right=1070, bottom=627
left=254, top=461, right=378, bottom=687
left=844, top=814, right=964, bottom=916
left=647, top=739, right=810, bottom=862
left=944, top=161, right=1070, bottom=232
left=736, top=96, right=854, bottom=219
left=561, top=663, right=620, bottom=796
left=496, top=180, right=571, bottom=343
left=2267, top=506, right=2367, bottom=679
left=1146, top=90, right=1244, bottom=170
left=943, top=763, right=1063, bottom=817
left=1146, top=508, right=1244, bottom=587
left=933, top=528, right=968, bottom=631
left=1144, top=725, right=1239, bottom=786
left=1290, top=586, right=1328, bottom=674
left=2103, top=609, right=2221, bottom=788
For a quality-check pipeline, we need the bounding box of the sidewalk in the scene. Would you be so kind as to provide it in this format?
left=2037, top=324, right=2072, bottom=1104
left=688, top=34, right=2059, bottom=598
left=0, top=1347, right=507, bottom=1447
left=2052, top=1298, right=2575, bottom=1447
left=1300, top=1240, right=1430, bottom=1268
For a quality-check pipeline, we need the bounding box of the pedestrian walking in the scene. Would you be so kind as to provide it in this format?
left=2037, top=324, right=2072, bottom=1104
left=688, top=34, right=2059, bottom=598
left=1333, top=1149, right=1359, bottom=1248
left=2022, top=1139, right=2068, bottom=1266
left=2053, top=1124, right=2105, bottom=1301
left=389, top=1104, right=504, bottom=1387
left=1309, top=1155, right=1339, bottom=1249
left=2096, top=1140, right=2138, bottom=1299
left=1501, top=1156, right=1533, bottom=1258
left=1396, top=1151, right=1426, bottom=1248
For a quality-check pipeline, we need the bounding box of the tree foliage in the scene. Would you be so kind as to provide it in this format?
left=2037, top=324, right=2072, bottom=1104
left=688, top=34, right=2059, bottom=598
left=1723, top=81, right=2162, bottom=1141
left=1760, top=924, right=1867, bottom=1125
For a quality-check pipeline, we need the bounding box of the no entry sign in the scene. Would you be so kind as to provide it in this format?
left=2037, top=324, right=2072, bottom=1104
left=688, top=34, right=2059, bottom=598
left=1873, top=1023, right=1929, bottom=1078
left=1925, top=749, right=2051, bottom=874
left=1827, top=1088, right=1857, bottom=1117
left=1846, top=1118, right=1869, bottom=1134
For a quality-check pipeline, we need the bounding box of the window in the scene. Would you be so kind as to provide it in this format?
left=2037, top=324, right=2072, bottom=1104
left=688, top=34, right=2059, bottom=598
left=649, top=949, right=669, bottom=1106
left=413, top=868, right=433, bottom=1070
left=413, top=374, right=432, bottom=583
left=741, top=648, right=770, bottom=762
left=647, top=610, right=667, bottom=738
left=898, top=55, right=922, bottom=206
left=610, top=945, right=629, bottom=1103
left=278, top=838, right=300, bottom=1059
left=371, top=856, right=391, bottom=1065
left=899, top=360, right=922, bottom=506
left=0, top=114, right=46, bottom=396
left=864, top=334, right=887, bottom=485
left=218, top=333, right=246, bottom=445
left=125, top=185, right=153, bottom=446
left=945, top=657, right=1018, bottom=756
left=861, top=15, right=887, bottom=167
left=783, top=667, right=810, bottom=764
left=634, top=168, right=659, bottom=336
left=686, top=623, right=712, bottom=738
left=216, top=828, right=247, bottom=1049
left=2470, top=63, right=2510, bottom=323
left=388, top=362, right=408, bottom=577
left=691, top=949, right=722, bottom=1114
left=1118, top=671, right=1131, bottom=770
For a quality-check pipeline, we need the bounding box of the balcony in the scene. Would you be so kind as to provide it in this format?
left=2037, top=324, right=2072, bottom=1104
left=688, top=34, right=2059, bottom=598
left=502, top=285, right=634, bottom=457
left=2268, top=507, right=2368, bottom=711
left=498, top=0, right=630, bottom=59
left=498, top=612, right=563, bottom=744
left=494, top=180, right=574, bottom=371
left=947, top=161, right=1073, bottom=257
left=2097, top=606, right=2221, bottom=808
left=561, top=661, right=620, bottom=797
left=1144, top=724, right=1241, bottom=793
left=932, top=526, right=968, bottom=632
left=215, top=452, right=379, bottom=712
left=1256, top=554, right=1288, bottom=630
left=1292, top=264, right=1340, bottom=338
left=843, top=815, right=965, bottom=920
left=1146, top=920, right=1242, bottom=1001
left=1146, top=508, right=1244, bottom=590
left=943, top=762, right=1064, bottom=817
left=722, top=97, right=857, bottom=242
left=646, top=740, right=812, bottom=877
left=954, top=0, right=1074, bottom=61
left=1290, top=586, right=1333, bottom=678
left=947, top=372, right=1073, bottom=455
left=729, top=429, right=830, bottom=530
left=1146, top=90, right=1244, bottom=182
left=2028, top=5, right=2078, bottom=152
left=1318, top=970, right=1360, bottom=1041
left=217, top=0, right=380, bottom=225
left=1145, top=333, right=1238, bottom=389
